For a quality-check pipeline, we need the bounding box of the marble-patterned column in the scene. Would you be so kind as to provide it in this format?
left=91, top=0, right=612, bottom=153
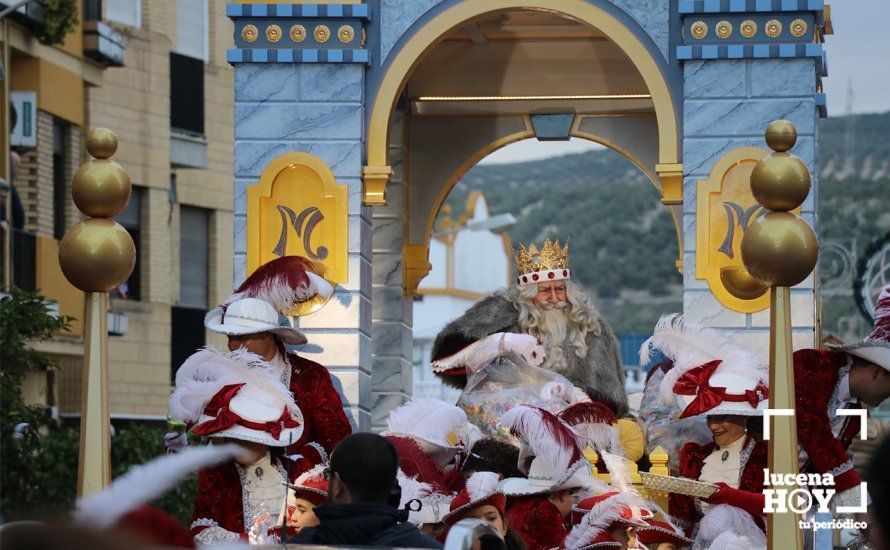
left=681, top=54, right=820, bottom=357
left=232, top=63, right=372, bottom=431
left=370, top=110, right=414, bottom=430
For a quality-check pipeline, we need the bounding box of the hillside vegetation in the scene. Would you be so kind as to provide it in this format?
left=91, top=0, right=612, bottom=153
left=442, top=112, right=890, bottom=332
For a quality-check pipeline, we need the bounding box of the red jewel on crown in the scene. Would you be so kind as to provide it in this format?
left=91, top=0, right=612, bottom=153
left=548, top=272, right=555, bottom=279
left=522, top=276, right=528, bottom=283
left=563, top=270, right=568, bottom=277
left=532, top=274, right=539, bottom=281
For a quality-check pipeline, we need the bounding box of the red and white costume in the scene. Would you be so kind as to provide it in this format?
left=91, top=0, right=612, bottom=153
left=640, top=314, right=769, bottom=539
left=382, top=398, right=470, bottom=493
left=794, top=284, right=890, bottom=505
left=443, top=471, right=506, bottom=526
left=499, top=405, right=597, bottom=550
left=637, top=519, right=693, bottom=549
left=565, top=491, right=652, bottom=550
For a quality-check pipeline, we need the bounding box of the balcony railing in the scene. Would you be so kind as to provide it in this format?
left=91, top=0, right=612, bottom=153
left=82, top=0, right=126, bottom=66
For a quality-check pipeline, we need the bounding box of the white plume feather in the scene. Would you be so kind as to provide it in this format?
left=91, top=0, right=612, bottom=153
left=564, top=497, right=624, bottom=549
left=397, top=470, right=439, bottom=527
left=501, top=405, right=582, bottom=473
left=697, top=504, right=766, bottom=550
left=294, top=464, right=327, bottom=487
left=74, top=444, right=248, bottom=530
left=384, top=398, right=467, bottom=446
left=169, top=346, right=298, bottom=423
left=639, top=314, right=767, bottom=406
left=465, top=471, right=500, bottom=502
left=600, top=452, right=634, bottom=496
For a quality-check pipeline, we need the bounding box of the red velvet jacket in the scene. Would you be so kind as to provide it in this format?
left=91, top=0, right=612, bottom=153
left=189, top=353, right=351, bottom=542
left=669, top=435, right=767, bottom=536
left=189, top=454, right=292, bottom=542
left=505, top=495, right=566, bottom=550
left=793, top=348, right=862, bottom=493
left=285, top=353, right=353, bottom=476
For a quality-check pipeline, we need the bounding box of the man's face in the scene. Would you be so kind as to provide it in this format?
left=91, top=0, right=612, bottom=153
left=850, top=360, right=890, bottom=407
left=533, top=281, right=567, bottom=306
left=227, top=332, right=277, bottom=360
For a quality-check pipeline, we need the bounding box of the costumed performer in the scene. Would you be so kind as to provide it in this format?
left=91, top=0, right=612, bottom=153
left=382, top=397, right=471, bottom=493
left=636, top=519, right=692, bottom=550
left=430, top=239, right=628, bottom=416
left=640, top=314, right=769, bottom=541
left=168, top=256, right=352, bottom=476
left=499, top=405, right=598, bottom=550
left=442, top=471, right=526, bottom=550
left=793, top=283, right=890, bottom=510
left=169, top=346, right=303, bottom=544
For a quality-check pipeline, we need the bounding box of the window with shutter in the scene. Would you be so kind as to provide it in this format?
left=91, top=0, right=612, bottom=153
left=176, top=0, right=208, bottom=62
left=106, top=0, right=141, bottom=28
left=178, top=206, right=209, bottom=308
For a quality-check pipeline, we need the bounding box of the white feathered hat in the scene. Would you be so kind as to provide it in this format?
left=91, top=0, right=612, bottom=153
left=832, top=284, right=890, bottom=371
left=382, top=398, right=468, bottom=450
left=443, top=471, right=506, bottom=526
left=640, top=314, right=769, bottom=419
left=397, top=470, right=454, bottom=526
left=169, top=347, right=304, bottom=446
left=498, top=405, right=597, bottom=496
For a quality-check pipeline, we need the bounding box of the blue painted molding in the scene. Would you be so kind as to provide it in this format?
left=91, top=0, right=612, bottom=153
left=227, top=48, right=370, bottom=64
left=678, top=0, right=822, bottom=13
left=677, top=41, right=823, bottom=72
left=226, top=3, right=370, bottom=19
left=233, top=19, right=363, bottom=49
left=681, top=13, right=815, bottom=44
left=815, top=93, right=827, bottom=118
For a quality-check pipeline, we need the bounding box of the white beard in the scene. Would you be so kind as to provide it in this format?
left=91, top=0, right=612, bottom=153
left=524, top=302, right=574, bottom=372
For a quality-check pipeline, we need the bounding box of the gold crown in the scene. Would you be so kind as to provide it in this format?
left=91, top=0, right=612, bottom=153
left=513, top=239, right=570, bottom=276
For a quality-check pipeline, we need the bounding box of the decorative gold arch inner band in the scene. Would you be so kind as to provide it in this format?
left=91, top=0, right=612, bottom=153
left=414, top=94, right=652, bottom=102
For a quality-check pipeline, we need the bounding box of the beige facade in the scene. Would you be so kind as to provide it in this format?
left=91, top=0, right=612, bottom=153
left=11, top=1, right=235, bottom=419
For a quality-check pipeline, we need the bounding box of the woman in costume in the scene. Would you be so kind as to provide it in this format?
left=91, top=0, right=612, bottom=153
left=169, top=346, right=304, bottom=544
left=442, top=471, right=526, bottom=550
left=640, top=314, right=769, bottom=542
left=565, top=490, right=653, bottom=549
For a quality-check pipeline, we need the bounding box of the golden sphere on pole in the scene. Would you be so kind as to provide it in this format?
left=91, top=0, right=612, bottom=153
left=720, top=265, right=770, bottom=300
left=750, top=152, right=811, bottom=212
left=85, top=128, right=118, bottom=160
left=71, top=160, right=132, bottom=218
left=741, top=212, right=819, bottom=287
left=764, top=119, right=798, bottom=152
left=59, top=219, right=136, bottom=292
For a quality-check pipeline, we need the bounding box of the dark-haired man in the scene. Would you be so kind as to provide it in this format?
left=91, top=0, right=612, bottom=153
left=287, top=433, right=443, bottom=548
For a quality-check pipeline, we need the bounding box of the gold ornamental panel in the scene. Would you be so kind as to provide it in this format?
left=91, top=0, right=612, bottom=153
left=765, top=19, right=783, bottom=38
left=314, top=24, right=331, bottom=43
left=290, top=24, right=306, bottom=43
left=790, top=18, right=808, bottom=38
left=338, top=24, right=355, bottom=44
left=265, top=24, right=282, bottom=43
left=740, top=20, right=758, bottom=38
left=241, top=24, right=259, bottom=43
left=246, top=153, right=348, bottom=285
left=690, top=21, right=708, bottom=40
left=695, top=146, right=800, bottom=313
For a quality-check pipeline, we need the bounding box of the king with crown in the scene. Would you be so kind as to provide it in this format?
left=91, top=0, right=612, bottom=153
left=429, top=238, right=628, bottom=416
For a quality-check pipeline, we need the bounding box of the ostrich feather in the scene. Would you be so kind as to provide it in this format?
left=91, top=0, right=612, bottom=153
left=697, top=504, right=766, bottom=550
left=465, top=471, right=500, bottom=502
left=501, top=405, right=582, bottom=472
left=74, top=444, right=248, bottom=530
left=565, top=491, right=649, bottom=549
left=384, top=398, right=467, bottom=445
left=169, top=347, right=298, bottom=423
left=226, top=256, right=332, bottom=312
left=639, top=314, right=766, bottom=406
left=397, top=470, right=439, bottom=527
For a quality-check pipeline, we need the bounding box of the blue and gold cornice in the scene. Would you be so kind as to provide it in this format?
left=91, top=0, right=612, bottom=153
left=677, top=0, right=828, bottom=71
left=226, top=3, right=371, bottom=64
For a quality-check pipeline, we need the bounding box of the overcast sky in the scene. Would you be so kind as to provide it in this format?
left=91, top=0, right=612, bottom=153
left=482, top=1, right=890, bottom=165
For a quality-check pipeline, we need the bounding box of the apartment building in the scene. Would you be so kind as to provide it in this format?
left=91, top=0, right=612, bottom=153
left=6, top=0, right=235, bottom=420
